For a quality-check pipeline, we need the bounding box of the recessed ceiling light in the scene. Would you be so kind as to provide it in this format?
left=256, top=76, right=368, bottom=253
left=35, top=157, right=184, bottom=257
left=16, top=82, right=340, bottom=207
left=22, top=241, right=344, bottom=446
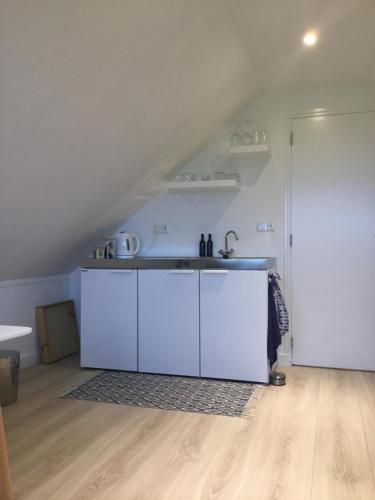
left=303, top=31, right=318, bottom=46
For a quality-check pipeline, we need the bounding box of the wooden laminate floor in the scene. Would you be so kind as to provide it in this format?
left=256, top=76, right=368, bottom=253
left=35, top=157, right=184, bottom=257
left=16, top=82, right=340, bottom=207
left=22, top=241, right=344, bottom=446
left=3, top=356, right=375, bottom=500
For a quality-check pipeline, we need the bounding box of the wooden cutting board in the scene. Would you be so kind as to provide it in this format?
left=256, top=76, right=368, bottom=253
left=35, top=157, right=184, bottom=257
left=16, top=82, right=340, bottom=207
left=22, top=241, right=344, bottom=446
left=36, top=300, right=80, bottom=364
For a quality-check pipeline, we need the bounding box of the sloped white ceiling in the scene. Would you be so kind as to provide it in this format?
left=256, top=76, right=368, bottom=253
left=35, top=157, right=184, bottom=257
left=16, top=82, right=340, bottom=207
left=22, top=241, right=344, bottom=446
left=0, top=0, right=256, bottom=279
left=1, top=0, right=374, bottom=280
left=232, top=0, right=375, bottom=90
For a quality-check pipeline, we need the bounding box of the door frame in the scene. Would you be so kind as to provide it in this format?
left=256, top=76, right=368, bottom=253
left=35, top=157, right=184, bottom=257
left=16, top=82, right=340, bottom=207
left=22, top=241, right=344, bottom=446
left=284, top=106, right=375, bottom=365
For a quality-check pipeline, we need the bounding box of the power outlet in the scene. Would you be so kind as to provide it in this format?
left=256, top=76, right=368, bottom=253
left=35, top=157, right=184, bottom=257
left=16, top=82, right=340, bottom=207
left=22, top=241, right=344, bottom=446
left=153, top=224, right=169, bottom=235
left=256, top=222, right=274, bottom=232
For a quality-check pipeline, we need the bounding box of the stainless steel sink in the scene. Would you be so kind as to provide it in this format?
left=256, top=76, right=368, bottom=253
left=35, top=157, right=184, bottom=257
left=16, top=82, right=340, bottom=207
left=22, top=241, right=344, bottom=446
left=81, top=256, right=276, bottom=271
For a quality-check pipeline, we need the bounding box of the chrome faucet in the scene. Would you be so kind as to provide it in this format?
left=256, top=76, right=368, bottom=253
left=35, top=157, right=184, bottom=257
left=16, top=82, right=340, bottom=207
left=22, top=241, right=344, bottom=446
left=219, top=230, right=239, bottom=258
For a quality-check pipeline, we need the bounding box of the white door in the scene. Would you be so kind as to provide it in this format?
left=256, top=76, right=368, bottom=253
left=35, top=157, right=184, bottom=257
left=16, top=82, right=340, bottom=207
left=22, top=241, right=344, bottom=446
left=81, top=269, right=138, bottom=370
left=138, top=269, right=199, bottom=376
left=200, top=270, right=269, bottom=382
left=291, top=111, right=375, bottom=370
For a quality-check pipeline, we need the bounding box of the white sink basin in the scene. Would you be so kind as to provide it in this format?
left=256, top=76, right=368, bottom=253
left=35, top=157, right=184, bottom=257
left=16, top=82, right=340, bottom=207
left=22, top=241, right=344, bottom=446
left=0, top=325, right=32, bottom=342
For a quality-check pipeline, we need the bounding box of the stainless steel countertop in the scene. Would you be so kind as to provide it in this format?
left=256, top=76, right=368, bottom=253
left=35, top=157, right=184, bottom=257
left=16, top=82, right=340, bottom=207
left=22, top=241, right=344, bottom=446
left=80, top=257, right=276, bottom=271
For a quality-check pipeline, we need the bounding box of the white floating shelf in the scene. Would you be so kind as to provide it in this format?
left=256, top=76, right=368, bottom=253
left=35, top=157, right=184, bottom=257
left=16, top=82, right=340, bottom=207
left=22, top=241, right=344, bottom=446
left=167, top=179, right=240, bottom=192
left=227, top=143, right=271, bottom=159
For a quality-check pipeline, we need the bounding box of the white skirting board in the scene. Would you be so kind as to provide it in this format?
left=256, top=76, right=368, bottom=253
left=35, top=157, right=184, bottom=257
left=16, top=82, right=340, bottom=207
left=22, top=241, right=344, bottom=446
left=276, top=352, right=291, bottom=367
left=20, top=351, right=41, bottom=369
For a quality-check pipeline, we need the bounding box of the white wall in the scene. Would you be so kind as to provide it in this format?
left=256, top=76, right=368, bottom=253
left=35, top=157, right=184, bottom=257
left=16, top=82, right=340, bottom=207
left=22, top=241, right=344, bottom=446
left=0, top=275, right=70, bottom=367
left=120, top=84, right=375, bottom=364
left=6, top=86, right=375, bottom=369
left=123, top=85, right=375, bottom=260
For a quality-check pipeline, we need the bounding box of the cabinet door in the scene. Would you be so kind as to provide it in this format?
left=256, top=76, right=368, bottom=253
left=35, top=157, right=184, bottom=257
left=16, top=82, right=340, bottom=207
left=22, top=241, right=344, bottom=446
left=80, top=269, right=137, bottom=370
left=200, top=270, right=268, bottom=382
left=138, top=269, right=199, bottom=376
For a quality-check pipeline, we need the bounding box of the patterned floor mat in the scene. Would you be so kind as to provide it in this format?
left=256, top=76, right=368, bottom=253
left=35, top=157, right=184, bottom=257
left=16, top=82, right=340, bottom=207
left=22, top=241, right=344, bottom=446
left=63, top=370, right=257, bottom=417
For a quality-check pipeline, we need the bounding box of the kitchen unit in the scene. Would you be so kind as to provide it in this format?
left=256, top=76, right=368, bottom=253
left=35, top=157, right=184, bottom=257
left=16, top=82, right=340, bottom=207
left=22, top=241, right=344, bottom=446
left=80, top=257, right=276, bottom=383
left=138, top=269, right=200, bottom=376
left=200, top=269, right=268, bottom=381
left=81, top=269, right=138, bottom=370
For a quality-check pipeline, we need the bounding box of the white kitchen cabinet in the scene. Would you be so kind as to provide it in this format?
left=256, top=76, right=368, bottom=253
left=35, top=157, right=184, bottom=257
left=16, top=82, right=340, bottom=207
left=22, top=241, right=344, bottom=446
left=138, top=269, right=199, bottom=376
left=200, top=270, right=269, bottom=382
left=80, top=269, right=137, bottom=370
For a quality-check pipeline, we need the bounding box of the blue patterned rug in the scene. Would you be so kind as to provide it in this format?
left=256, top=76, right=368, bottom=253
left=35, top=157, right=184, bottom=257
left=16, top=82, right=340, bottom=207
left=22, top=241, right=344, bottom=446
left=63, top=370, right=256, bottom=417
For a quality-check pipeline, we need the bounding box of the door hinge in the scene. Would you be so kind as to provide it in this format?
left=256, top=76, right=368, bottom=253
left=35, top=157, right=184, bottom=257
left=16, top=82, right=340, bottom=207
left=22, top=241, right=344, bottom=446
left=290, top=336, right=294, bottom=349
left=290, top=130, right=294, bottom=146
left=289, top=233, right=293, bottom=248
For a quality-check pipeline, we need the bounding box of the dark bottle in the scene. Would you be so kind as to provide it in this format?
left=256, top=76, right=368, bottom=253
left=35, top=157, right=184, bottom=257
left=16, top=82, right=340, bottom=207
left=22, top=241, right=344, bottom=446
left=199, top=234, right=206, bottom=257
left=207, top=234, right=213, bottom=257
left=104, top=241, right=114, bottom=259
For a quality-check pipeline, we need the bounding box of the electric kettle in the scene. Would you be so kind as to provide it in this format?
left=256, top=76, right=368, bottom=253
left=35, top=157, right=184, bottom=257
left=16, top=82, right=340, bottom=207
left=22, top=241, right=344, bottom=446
left=115, top=232, right=141, bottom=258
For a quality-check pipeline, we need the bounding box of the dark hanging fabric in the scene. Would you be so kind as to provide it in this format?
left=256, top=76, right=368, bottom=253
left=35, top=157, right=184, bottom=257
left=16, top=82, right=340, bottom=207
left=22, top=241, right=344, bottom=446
left=269, top=274, right=289, bottom=336
left=268, top=278, right=282, bottom=367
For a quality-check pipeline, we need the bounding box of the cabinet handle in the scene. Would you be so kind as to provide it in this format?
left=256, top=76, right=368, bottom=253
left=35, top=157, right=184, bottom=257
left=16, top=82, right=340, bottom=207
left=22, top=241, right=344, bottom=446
left=169, top=270, right=195, bottom=274
left=110, top=270, right=134, bottom=274
left=201, top=270, right=229, bottom=274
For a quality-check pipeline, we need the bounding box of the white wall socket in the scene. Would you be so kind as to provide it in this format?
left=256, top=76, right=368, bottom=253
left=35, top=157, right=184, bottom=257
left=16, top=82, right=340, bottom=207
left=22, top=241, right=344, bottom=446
left=153, top=224, right=169, bottom=234
left=256, top=222, right=274, bottom=232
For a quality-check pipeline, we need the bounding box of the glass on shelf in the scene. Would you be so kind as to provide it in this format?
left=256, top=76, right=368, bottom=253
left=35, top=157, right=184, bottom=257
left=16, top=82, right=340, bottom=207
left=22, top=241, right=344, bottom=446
left=213, top=171, right=227, bottom=180
left=242, top=133, right=253, bottom=145
left=212, top=172, right=240, bottom=183
left=230, top=133, right=242, bottom=146
left=253, top=130, right=260, bottom=144
left=226, top=173, right=241, bottom=182
left=249, top=129, right=268, bottom=145
left=173, top=172, right=196, bottom=182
